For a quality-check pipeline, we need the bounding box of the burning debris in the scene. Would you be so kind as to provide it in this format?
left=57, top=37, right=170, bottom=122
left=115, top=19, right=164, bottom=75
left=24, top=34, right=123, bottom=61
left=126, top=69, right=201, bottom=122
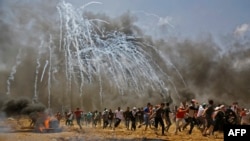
left=0, top=97, right=62, bottom=133
left=34, top=111, right=62, bottom=133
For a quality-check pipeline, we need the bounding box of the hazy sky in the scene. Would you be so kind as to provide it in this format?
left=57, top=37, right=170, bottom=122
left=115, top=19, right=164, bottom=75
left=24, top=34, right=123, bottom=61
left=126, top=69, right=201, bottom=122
left=1, top=0, right=250, bottom=108
left=67, top=0, right=250, bottom=39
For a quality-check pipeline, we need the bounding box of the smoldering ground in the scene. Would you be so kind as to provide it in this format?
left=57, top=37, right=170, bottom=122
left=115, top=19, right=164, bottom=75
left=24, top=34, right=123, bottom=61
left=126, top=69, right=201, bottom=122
left=0, top=0, right=250, bottom=114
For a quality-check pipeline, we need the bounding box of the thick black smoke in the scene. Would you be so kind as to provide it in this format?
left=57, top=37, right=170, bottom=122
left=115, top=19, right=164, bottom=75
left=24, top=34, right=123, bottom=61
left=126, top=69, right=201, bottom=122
left=1, top=97, right=30, bottom=117
left=1, top=97, right=46, bottom=117
left=0, top=0, right=249, bottom=112
left=21, top=102, right=46, bottom=115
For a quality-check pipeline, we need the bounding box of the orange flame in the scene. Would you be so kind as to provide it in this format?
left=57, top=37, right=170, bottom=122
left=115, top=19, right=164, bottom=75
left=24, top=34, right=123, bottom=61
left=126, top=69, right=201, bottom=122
left=38, top=115, right=50, bottom=132
left=44, top=116, right=50, bottom=129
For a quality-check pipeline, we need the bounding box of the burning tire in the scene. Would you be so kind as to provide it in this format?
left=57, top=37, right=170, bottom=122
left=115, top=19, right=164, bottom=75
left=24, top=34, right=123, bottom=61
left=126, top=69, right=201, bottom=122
left=34, top=112, right=62, bottom=133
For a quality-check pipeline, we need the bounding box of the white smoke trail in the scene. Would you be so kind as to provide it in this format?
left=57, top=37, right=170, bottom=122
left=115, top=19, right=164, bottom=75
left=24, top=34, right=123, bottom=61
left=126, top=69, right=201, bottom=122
left=33, top=41, right=45, bottom=101
left=40, top=60, right=49, bottom=82
left=6, top=48, right=22, bottom=95
left=47, top=35, right=53, bottom=109
left=57, top=0, right=170, bottom=97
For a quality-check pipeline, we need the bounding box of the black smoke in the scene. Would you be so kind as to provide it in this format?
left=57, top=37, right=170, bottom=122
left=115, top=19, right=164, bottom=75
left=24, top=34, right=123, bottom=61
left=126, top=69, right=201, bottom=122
left=0, top=0, right=250, bottom=111
left=1, top=97, right=46, bottom=117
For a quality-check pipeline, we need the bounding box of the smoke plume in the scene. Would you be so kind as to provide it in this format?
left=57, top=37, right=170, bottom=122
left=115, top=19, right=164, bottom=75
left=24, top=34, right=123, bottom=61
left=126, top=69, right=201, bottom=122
left=0, top=0, right=250, bottom=115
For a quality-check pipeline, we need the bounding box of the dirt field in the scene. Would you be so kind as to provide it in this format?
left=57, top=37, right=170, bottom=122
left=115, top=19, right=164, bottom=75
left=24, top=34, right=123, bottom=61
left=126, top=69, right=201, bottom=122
left=0, top=117, right=224, bottom=141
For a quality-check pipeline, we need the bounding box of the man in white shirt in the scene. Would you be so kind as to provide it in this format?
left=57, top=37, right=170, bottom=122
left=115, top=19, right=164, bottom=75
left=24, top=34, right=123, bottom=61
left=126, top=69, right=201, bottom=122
left=113, top=107, right=123, bottom=130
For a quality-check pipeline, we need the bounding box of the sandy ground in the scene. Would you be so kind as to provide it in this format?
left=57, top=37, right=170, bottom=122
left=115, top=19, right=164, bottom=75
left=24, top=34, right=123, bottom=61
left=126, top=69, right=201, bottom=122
left=0, top=118, right=224, bottom=141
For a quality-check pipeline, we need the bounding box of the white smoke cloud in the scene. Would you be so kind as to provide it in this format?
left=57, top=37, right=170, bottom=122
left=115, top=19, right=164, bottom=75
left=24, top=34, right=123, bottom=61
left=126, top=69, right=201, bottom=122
left=133, top=10, right=174, bottom=28
left=234, top=23, right=250, bottom=37
left=157, top=16, right=174, bottom=28
left=131, top=10, right=174, bottom=39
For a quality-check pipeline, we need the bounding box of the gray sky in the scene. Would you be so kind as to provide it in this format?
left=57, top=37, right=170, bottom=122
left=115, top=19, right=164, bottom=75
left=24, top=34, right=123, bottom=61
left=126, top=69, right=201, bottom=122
left=67, top=0, right=250, bottom=39
left=1, top=0, right=250, bottom=108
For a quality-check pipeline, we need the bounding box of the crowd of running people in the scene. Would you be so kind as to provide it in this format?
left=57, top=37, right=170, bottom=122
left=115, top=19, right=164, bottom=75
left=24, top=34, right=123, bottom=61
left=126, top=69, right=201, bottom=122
left=59, top=99, right=250, bottom=136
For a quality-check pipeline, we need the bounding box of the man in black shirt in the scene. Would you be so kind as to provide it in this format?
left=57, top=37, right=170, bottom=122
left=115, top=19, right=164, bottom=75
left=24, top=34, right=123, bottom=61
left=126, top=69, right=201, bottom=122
left=154, top=103, right=166, bottom=136
left=123, top=107, right=132, bottom=130
left=164, top=102, right=172, bottom=132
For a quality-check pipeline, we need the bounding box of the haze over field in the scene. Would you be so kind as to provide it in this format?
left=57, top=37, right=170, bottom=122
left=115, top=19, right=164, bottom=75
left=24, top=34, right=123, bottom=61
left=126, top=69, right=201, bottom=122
left=0, top=0, right=250, bottom=112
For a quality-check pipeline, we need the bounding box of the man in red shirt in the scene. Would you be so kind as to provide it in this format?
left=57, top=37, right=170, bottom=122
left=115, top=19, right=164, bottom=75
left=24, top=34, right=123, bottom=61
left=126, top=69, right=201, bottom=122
left=74, top=107, right=83, bottom=129
left=175, top=103, right=188, bottom=135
